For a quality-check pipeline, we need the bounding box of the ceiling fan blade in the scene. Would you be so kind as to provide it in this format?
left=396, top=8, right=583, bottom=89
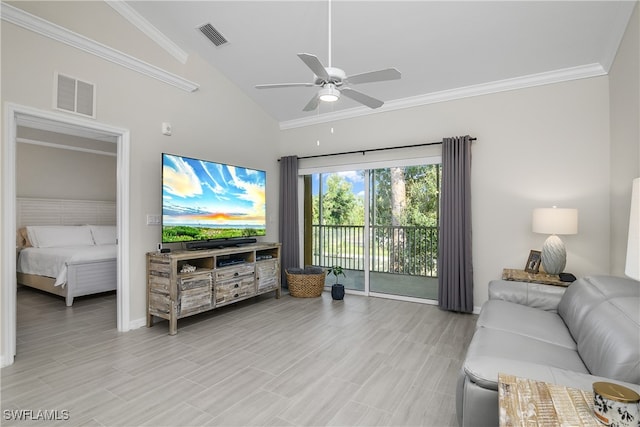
left=345, top=68, right=401, bottom=85
left=255, top=83, right=315, bottom=89
left=302, top=95, right=319, bottom=111
left=297, top=53, right=330, bottom=80
left=341, top=88, right=384, bottom=109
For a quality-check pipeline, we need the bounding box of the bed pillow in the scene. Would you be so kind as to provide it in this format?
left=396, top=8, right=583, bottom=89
left=16, top=227, right=32, bottom=249
left=89, top=225, right=117, bottom=245
left=26, top=225, right=95, bottom=248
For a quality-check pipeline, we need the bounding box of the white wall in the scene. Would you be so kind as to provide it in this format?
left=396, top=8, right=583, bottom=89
left=0, top=1, right=632, bottom=345
left=1, top=1, right=281, bottom=336
left=16, top=141, right=117, bottom=201
left=609, top=2, right=640, bottom=277
left=279, top=77, right=612, bottom=310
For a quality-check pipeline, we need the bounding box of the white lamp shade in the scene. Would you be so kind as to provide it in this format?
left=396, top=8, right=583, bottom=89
left=532, top=208, right=578, bottom=235
left=625, top=178, right=640, bottom=280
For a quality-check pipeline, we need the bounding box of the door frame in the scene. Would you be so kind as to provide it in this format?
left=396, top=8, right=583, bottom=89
left=2, top=103, right=130, bottom=367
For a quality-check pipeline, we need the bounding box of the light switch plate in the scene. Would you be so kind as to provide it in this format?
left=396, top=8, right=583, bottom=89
left=147, top=214, right=161, bottom=225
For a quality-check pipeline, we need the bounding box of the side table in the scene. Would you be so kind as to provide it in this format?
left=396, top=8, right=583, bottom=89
left=502, top=268, right=569, bottom=287
left=498, top=373, right=600, bottom=426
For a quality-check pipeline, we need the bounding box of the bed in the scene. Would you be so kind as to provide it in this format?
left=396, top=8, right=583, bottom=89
left=16, top=198, right=117, bottom=306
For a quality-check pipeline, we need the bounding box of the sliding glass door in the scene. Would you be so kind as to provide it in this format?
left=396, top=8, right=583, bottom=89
left=304, top=157, right=441, bottom=301
left=368, top=164, right=440, bottom=299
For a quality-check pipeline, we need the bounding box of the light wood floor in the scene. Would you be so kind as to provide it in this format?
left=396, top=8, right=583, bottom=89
left=2, top=286, right=477, bottom=426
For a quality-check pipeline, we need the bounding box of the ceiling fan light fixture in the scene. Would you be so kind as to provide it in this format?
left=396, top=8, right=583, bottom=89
left=318, top=84, right=340, bottom=102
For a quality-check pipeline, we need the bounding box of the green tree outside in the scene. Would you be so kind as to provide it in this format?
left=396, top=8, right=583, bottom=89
left=310, top=165, right=441, bottom=276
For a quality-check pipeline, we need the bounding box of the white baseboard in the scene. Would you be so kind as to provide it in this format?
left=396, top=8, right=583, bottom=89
left=128, top=317, right=147, bottom=330
left=1, top=355, right=9, bottom=368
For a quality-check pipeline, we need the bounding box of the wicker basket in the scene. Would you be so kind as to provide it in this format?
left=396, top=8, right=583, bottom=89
left=286, top=267, right=327, bottom=298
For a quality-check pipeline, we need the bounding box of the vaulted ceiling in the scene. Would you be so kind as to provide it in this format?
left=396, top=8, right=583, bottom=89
left=121, top=1, right=635, bottom=128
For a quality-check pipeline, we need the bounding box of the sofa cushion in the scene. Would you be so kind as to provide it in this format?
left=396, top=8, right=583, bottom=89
left=558, top=276, right=640, bottom=344
left=476, top=299, right=576, bottom=349
left=577, top=296, right=640, bottom=384
left=488, top=279, right=566, bottom=312
left=558, top=276, right=640, bottom=384
left=463, top=328, right=589, bottom=390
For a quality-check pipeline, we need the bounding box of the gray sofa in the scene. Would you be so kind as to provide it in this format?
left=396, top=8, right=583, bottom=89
left=456, top=275, right=640, bottom=427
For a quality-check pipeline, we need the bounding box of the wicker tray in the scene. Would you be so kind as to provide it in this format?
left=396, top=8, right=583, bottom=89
left=286, top=268, right=326, bottom=298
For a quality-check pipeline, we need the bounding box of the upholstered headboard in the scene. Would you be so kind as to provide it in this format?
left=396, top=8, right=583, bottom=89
left=16, top=198, right=116, bottom=227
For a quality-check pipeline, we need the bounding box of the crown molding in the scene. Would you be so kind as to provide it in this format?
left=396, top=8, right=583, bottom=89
left=279, top=63, right=607, bottom=130
left=17, top=137, right=117, bottom=157
left=104, top=1, right=189, bottom=65
left=1, top=2, right=199, bottom=92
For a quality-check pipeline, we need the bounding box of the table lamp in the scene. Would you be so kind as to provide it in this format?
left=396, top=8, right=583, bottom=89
left=626, top=178, right=639, bottom=280
left=532, top=207, right=578, bottom=274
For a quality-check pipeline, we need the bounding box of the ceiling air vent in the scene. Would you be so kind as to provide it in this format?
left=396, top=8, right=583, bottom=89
left=198, top=23, right=228, bottom=47
left=55, top=72, right=96, bottom=118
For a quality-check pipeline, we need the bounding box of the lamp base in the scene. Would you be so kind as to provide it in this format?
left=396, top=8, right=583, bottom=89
left=541, top=235, right=566, bottom=275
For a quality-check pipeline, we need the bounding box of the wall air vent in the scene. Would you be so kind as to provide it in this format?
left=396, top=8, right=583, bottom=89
left=55, top=72, right=96, bottom=118
left=198, top=23, right=228, bottom=47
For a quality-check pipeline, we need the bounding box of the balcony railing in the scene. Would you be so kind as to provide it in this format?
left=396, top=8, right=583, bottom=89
left=311, top=224, right=439, bottom=277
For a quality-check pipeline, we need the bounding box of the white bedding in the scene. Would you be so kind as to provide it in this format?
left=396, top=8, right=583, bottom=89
left=17, top=245, right=117, bottom=287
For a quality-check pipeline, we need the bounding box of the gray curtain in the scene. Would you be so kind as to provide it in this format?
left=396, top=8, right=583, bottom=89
left=279, top=156, right=299, bottom=288
left=438, top=136, right=473, bottom=313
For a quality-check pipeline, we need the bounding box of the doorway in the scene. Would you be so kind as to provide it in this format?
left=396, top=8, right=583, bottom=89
left=2, top=103, right=131, bottom=367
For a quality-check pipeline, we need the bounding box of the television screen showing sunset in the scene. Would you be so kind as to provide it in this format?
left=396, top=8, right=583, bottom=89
left=162, top=153, right=266, bottom=242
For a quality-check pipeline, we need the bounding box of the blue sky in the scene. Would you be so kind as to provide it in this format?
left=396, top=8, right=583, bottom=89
left=162, top=154, right=266, bottom=226
left=312, top=171, right=365, bottom=198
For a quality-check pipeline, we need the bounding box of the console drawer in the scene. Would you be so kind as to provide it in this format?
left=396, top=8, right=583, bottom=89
left=215, top=264, right=255, bottom=281
left=215, top=275, right=255, bottom=305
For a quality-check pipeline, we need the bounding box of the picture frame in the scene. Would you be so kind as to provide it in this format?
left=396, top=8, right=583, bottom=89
left=525, top=250, right=541, bottom=273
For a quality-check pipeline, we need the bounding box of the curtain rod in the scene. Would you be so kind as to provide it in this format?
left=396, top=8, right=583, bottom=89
left=279, top=137, right=476, bottom=161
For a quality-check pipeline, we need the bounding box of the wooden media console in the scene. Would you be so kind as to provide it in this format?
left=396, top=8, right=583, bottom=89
left=146, top=242, right=281, bottom=335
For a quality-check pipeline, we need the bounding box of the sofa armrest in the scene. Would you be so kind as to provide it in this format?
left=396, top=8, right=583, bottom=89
left=488, top=279, right=567, bottom=312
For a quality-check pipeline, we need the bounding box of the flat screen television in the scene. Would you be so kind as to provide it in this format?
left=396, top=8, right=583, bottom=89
left=162, top=153, right=266, bottom=244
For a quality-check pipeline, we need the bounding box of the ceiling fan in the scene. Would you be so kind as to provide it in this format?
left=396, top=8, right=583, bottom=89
left=255, top=0, right=401, bottom=112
